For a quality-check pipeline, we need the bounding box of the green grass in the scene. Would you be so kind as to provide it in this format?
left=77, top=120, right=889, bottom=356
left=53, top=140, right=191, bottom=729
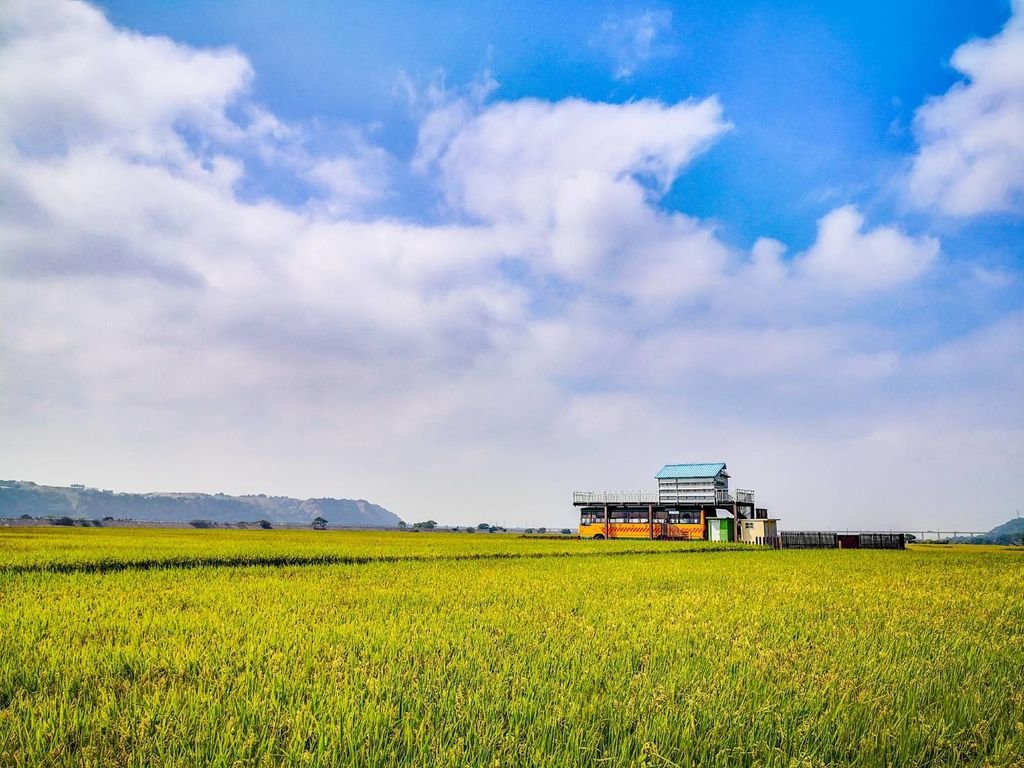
left=0, top=530, right=1022, bottom=767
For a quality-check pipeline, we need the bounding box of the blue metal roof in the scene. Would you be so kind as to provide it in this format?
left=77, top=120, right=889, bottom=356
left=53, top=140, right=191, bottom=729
left=655, top=462, right=727, bottom=479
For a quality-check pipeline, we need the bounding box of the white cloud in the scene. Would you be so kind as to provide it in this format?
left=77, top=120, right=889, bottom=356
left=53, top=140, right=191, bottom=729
left=0, top=0, right=251, bottom=164
left=0, top=1, right=1018, bottom=531
left=0, top=0, right=398, bottom=222
left=303, top=145, right=393, bottom=215
left=405, top=68, right=498, bottom=173
left=431, top=97, right=727, bottom=225
left=908, top=1, right=1024, bottom=216
left=795, top=205, right=939, bottom=293
left=420, top=95, right=731, bottom=300
left=594, top=9, right=676, bottom=80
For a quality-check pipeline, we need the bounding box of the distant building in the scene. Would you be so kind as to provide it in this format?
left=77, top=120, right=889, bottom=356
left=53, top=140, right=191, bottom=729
left=573, top=461, right=768, bottom=542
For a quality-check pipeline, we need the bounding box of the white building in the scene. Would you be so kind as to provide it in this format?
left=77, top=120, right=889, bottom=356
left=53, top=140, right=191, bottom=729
left=655, top=462, right=731, bottom=504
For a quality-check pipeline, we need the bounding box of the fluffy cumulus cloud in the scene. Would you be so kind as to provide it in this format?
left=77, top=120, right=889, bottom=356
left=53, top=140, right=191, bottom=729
left=422, top=95, right=733, bottom=294
left=429, top=97, right=727, bottom=226
left=908, top=0, right=1024, bottom=216
left=0, top=1, right=1020, bottom=530
left=795, top=206, right=939, bottom=293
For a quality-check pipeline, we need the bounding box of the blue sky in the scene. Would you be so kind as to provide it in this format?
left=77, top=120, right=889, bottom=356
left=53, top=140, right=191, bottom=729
left=96, top=0, right=1022, bottom=337
left=97, top=0, right=1008, bottom=239
left=0, top=0, right=1021, bottom=528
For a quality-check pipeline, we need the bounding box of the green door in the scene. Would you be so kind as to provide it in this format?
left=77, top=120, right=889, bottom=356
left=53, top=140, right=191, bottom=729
left=708, top=519, right=727, bottom=542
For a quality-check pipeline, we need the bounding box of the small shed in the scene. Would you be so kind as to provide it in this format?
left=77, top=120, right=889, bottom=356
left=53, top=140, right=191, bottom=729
left=739, top=518, right=778, bottom=545
left=707, top=517, right=733, bottom=542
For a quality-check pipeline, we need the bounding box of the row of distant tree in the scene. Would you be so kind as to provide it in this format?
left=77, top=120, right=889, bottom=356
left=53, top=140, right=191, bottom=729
left=12, top=513, right=574, bottom=535
left=11, top=514, right=283, bottom=528
left=403, top=520, right=505, bottom=532
left=397, top=520, right=572, bottom=534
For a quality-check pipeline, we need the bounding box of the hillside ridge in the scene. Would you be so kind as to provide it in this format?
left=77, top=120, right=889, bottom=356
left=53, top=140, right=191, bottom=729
left=0, top=480, right=401, bottom=527
left=983, top=516, right=1024, bottom=544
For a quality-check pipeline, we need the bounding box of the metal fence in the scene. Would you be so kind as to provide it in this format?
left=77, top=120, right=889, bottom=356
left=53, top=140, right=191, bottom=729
left=763, top=532, right=908, bottom=550
left=859, top=533, right=906, bottom=550
left=779, top=531, right=837, bottom=549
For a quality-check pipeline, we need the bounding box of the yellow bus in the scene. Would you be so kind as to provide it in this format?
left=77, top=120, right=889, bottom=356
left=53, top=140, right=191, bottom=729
left=578, top=506, right=706, bottom=540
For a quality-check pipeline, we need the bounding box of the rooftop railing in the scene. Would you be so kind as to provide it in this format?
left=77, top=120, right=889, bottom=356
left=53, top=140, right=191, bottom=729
left=572, top=490, right=659, bottom=505
left=716, top=489, right=755, bottom=504
left=574, top=489, right=757, bottom=506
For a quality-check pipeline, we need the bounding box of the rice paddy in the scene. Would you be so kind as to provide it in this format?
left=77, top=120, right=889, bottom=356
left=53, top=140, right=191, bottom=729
left=1, top=529, right=1022, bottom=767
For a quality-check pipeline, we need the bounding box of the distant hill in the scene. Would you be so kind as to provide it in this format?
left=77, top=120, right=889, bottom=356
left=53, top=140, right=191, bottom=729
left=983, top=516, right=1024, bottom=545
left=0, top=480, right=401, bottom=527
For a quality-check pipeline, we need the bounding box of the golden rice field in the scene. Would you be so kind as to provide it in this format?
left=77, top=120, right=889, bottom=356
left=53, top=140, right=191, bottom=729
left=1, top=529, right=1022, bottom=767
